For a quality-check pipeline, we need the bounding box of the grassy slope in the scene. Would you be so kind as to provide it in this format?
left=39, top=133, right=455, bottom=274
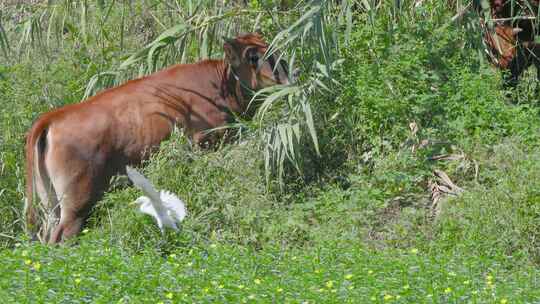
left=1, top=2, right=540, bottom=303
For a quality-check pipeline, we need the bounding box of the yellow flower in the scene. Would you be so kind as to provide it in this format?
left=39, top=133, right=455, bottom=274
left=203, top=288, right=209, bottom=293
left=165, top=293, right=173, bottom=299
left=325, top=281, right=334, bottom=288
left=218, top=284, right=224, bottom=289
left=254, top=278, right=261, bottom=285
left=500, top=299, right=508, bottom=304
left=24, top=259, right=32, bottom=265
left=276, top=287, right=283, bottom=293
left=75, top=278, right=81, bottom=284
left=368, top=270, right=374, bottom=275
left=410, top=248, right=419, bottom=254
left=384, top=294, right=393, bottom=301
left=33, top=262, right=41, bottom=271
left=345, top=274, right=353, bottom=280
left=444, top=287, right=452, bottom=294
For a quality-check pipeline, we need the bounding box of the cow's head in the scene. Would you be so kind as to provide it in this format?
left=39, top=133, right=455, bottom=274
left=224, top=33, right=290, bottom=90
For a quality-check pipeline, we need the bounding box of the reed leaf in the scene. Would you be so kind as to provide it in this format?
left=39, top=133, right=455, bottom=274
left=0, top=11, right=10, bottom=58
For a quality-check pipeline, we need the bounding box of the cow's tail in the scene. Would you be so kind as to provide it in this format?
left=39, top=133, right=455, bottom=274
left=24, top=119, right=50, bottom=241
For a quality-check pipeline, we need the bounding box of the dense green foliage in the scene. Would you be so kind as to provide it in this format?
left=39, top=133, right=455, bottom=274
left=1, top=0, right=540, bottom=302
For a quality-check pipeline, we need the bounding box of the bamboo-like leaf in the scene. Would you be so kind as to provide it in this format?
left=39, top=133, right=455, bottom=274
left=265, top=4, right=322, bottom=58
left=264, top=134, right=271, bottom=185
left=360, top=0, right=371, bottom=10
left=120, top=23, right=189, bottom=70
left=200, top=26, right=209, bottom=59
left=253, top=85, right=301, bottom=122
left=81, top=1, right=88, bottom=45
left=84, top=71, right=120, bottom=99
left=147, top=41, right=167, bottom=73
left=45, top=5, right=57, bottom=48
left=0, top=12, right=10, bottom=58
left=344, top=0, right=353, bottom=44
left=302, top=98, right=320, bottom=155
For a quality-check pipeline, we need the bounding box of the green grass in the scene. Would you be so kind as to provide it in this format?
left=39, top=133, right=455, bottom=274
left=2, top=1, right=540, bottom=302
left=2, top=241, right=539, bottom=303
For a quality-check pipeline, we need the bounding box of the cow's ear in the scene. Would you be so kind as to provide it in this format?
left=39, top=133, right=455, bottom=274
left=223, top=37, right=241, bottom=68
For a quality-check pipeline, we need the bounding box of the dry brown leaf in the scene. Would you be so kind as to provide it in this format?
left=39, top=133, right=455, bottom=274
left=428, top=169, right=463, bottom=219
left=429, top=153, right=465, bottom=161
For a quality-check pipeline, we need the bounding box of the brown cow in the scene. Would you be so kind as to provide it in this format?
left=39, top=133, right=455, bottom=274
left=475, top=0, right=540, bottom=86
left=25, top=33, right=290, bottom=244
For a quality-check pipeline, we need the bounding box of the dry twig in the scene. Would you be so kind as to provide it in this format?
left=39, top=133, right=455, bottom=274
left=428, top=169, right=463, bottom=219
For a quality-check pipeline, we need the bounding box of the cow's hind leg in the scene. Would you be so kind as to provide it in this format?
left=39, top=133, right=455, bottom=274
left=47, top=175, right=94, bottom=244
left=44, top=143, right=107, bottom=244
left=32, top=158, right=60, bottom=243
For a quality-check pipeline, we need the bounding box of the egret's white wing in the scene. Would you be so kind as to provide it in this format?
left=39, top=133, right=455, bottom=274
left=160, top=190, right=187, bottom=222
left=160, top=214, right=179, bottom=231
left=139, top=201, right=159, bottom=219
left=126, top=166, right=165, bottom=213
left=137, top=197, right=164, bottom=230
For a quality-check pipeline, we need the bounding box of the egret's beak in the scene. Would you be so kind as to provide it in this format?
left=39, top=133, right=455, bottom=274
left=129, top=201, right=138, bottom=206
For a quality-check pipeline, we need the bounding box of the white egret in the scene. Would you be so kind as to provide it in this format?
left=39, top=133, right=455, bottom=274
left=125, top=166, right=187, bottom=232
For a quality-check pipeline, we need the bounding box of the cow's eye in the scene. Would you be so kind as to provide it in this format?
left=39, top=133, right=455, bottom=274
left=248, top=52, right=259, bottom=66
